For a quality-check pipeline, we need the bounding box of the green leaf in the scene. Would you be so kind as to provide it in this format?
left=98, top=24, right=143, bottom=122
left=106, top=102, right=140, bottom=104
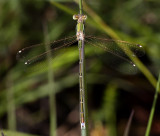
left=2, top=130, right=38, bottom=136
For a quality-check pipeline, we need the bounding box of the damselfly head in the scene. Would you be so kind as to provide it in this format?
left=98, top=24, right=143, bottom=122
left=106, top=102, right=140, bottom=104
left=73, top=14, right=87, bottom=22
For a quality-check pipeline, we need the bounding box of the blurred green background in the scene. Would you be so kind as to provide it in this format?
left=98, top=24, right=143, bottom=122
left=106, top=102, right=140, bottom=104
left=0, top=0, right=160, bottom=136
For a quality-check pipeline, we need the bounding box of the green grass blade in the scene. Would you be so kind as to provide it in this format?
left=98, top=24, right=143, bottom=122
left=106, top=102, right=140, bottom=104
left=50, top=1, right=76, bottom=15
left=104, top=83, right=117, bottom=136
left=145, top=72, right=160, bottom=136
left=43, top=22, right=57, bottom=136
left=6, top=74, right=16, bottom=131
left=3, top=130, right=38, bottom=136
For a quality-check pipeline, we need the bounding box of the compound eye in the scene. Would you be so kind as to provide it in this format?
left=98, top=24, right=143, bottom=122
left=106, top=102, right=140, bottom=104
left=82, top=15, right=87, bottom=20
left=73, top=14, right=79, bottom=20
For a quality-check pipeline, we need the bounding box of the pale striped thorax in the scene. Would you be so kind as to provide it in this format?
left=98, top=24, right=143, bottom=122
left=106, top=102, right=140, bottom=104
left=73, top=14, right=87, bottom=41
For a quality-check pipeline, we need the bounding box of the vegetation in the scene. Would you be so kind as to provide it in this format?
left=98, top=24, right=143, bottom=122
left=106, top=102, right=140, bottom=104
left=0, top=0, right=159, bottom=136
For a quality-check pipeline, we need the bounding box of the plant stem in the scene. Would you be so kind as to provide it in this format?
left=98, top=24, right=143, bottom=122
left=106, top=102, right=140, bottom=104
left=43, top=21, right=57, bottom=136
left=6, top=74, right=16, bottom=131
left=145, top=73, right=160, bottom=136
left=79, top=0, right=83, bottom=14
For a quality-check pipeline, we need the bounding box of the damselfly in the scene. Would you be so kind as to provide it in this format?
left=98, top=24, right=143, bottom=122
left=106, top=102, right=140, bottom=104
left=17, top=14, right=144, bottom=130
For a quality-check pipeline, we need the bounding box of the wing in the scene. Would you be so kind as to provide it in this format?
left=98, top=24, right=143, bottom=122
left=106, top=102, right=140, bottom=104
left=17, top=36, right=77, bottom=65
left=85, top=35, right=144, bottom=66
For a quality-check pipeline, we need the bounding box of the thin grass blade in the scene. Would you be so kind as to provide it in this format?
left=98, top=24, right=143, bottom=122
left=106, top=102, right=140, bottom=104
left=123, top=110, right=134, bottom=136
left=145, top=72, right=160, bottom=136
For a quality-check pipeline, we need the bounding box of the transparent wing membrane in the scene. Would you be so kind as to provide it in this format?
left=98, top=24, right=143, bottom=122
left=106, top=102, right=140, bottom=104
left=17, top=35, right=144, bottom=74
left=85, top=36, right=144, bottom=66
left=17, top=36, right=77, bottom=65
